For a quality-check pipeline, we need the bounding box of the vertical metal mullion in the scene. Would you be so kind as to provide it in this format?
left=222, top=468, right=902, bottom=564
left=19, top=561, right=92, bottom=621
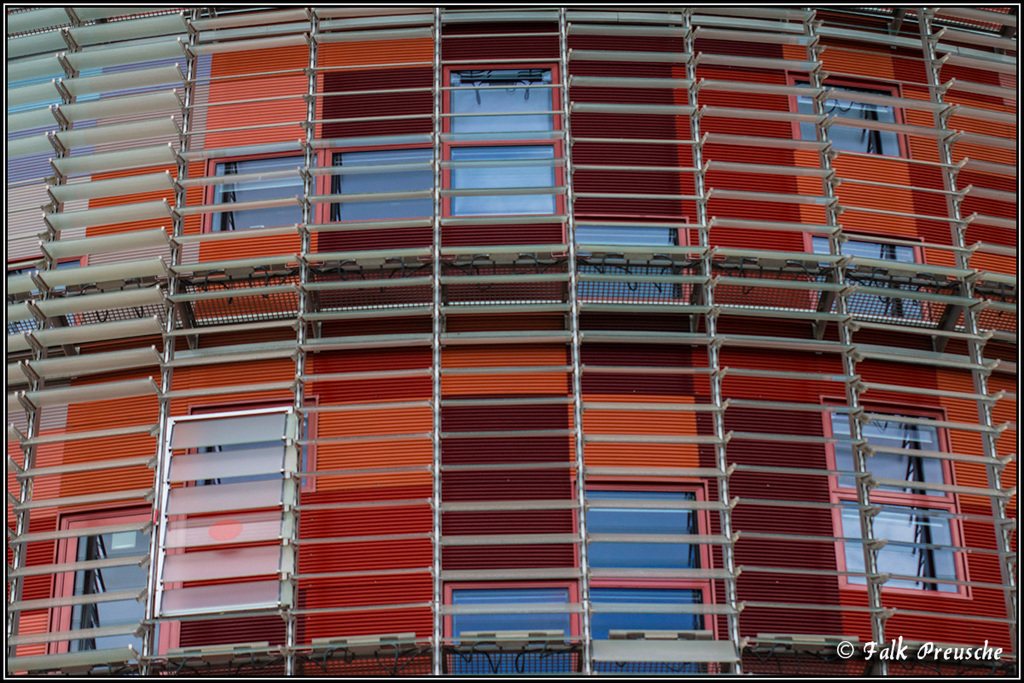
left=431, top=7, right=444, bottom=676
left=802, top=12, right=887, bottom=669
left=917, top=7, right=1017, bottom=649
left=146, top=11, right=196, bottom=675
left=683, top=9, right=741, bottom=671
left=559, top=8, right=590, bottom=673
left=285, top=10, right=319, bottom=676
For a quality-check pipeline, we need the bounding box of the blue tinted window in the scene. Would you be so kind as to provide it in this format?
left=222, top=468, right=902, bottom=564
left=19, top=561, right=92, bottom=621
left=796, top=84, right=900, bottom=156
left=331, top=148, right=432, bottom=221
left=451, top=587, right=570, bottom=637
left=587, top=491, right=698, bottom=569
left=841, top=505, right=957, bottom=592
left=576, top=225, right=677, bottom=246
left=590, top=587, right=702, bottom=638
left=212, top=156, right=303, bottom=231
left=450, top=146, right=556, bottom=216
left=449, top=587, right=574, bottom=674
left=71, top=528, right=148, bottom=652
left=830, top=413, right=943, bottom=495
left=450, top=69, right=553, bottom=139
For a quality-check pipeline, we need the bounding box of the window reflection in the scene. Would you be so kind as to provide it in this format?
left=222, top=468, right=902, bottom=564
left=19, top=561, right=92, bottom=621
left=450, top=146, right=556, bottom=216
left=212, top=156, right=303, bottom=231
left=331, top=148, right=432, bottom=221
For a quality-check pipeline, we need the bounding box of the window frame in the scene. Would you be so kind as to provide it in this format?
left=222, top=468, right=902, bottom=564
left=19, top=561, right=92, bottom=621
left=821, top=399, right=969, bottom=598
left=202, top=152, right=306, bottom=233
left=441, top=62, right=565, bottom=220
left=49, top=508, right=151, bottom=655
left=584, top=481, right=717, bottom=638
left=787, top=74, right=909, bottom=159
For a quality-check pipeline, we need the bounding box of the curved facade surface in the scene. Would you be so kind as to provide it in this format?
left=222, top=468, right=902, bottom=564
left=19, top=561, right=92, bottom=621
left=5, top=6, right=1018, bottom=676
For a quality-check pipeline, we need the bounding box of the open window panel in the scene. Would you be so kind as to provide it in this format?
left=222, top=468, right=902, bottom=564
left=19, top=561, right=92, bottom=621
left=49, top=510, right=151, bottom=656
left=208, top=155, right=304, bottom=231
left=825, top=410, right=965, bottom=596
left=811, top=234, right=929, bottom=322
left=156, top=407, right=299, bottom=621
left=586, top=487, right=719, bottom=673
left=793, top=79, right=903, bottom=157
left=444, top=65, right=562, bottom=219
left=444, top=583, right=579, bottom=675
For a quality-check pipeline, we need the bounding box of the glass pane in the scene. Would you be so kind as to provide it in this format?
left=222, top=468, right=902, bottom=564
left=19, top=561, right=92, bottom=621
left=167, top=478, right=282, bottom=515
left=450, top=69, right=553, bottom=138
left=161, top=580, right=279, bottom=616
left=332, top=148, right=432, bottom=221
left=590, top=587, right=702, bottom=638
left=587, top=491, right=698, bottom=569
left=162, top=545, right=280, bottom=582
left=576, top=225, right=677, bottom=246
left=171, top=412, right=287, bottom=449
left=796, top=86, right=900, bottom=156
left=165, top=511, right=281, bottom=549
left=70, top=529, right=148, bottom=652
left=841, top=505, right=957, bottom=592
left=450, top=145, right=555, bottom=216
left=212, top=156, right=303, bottom=231
left=830, top=413, right=943, bottom=495
left=170, top=445, right=284, bottom=483
left=451, top=587, right=571, bottom=637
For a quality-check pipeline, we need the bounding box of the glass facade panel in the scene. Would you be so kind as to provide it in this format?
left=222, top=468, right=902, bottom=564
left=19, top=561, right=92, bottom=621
left=450, top=145, right=556, bottom=216
left=331, top=148, right=433, bottom=221
left=212, top=156, right=303, bottom=231
left=797, top=84, right=900, bottom=156
left=587, top=491, right=698, bottom=569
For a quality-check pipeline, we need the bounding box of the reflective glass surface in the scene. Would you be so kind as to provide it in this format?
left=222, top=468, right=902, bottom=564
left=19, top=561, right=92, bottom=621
left=587, top=491, right=698, bottom=568
left=212, top=156, right=303, bottom=231
left=331, top=148, right=432, bottom=221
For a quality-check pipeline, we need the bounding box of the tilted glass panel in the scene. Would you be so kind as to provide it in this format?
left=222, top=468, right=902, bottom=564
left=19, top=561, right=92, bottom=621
left=830, top=413, right=943, bottom=496
left=796, top=84, right=900, bottom=156
left=587, top=491, right=698, bottom=568
left=841, top=505, right=957, bottom=592
left=450, top=68, right=553, bottom=138
left=212, top=156, right=303, bottom=231
left=450, top=145, right=555, bottom=216
left=171, top=411, right=287, bottom=449
left=331, top=148, right=433, bottom=221
left=590, top=587, right=703, bottom=638
left=70, top=529, right=148, bottom=652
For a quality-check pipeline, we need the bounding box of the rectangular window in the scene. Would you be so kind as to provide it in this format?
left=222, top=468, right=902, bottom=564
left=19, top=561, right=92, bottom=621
left=827, top=411, right=961, bottom=594
left=445, top=66, right=560, bottom=219
left=51, top=511, right=150, bottom=654
left=211, top=156, right=303, bottom=231
left=450, top=145, right=556, bottom=216
left=587, top=490, right=699, bottom=569
left=586, top=488, right=710, bottom=673
left=330, top=148, right=433, bottom=222
left=158, top=408, right=297, bottom=617
left=796, top=82, right=901, bottom=156
left=449, top=68, right=553, bottom=139
left=812, top=235, right=926, bottom=320
left=576, top=225, right=678, bottom=247
left=446, top=584, right=576, bottom=674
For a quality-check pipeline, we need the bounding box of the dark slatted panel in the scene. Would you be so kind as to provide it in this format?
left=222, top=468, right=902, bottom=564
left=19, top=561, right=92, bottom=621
left=723, top=407, right=843, bottom=637
left=441, top=222, right=564, bottom=246
left=442, top=22, right=559, bottom=61
left=581, top=343, right=694, bottom=395
left=322, top=68, right=432, bottom=138
left=179, top=614, right=286, bottom=647
left=318, top=226, right=432, bottom=253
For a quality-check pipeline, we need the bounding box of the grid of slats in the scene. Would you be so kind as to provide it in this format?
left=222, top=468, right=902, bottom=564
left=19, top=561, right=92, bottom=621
left=6, top=5, right=1016, bottom=677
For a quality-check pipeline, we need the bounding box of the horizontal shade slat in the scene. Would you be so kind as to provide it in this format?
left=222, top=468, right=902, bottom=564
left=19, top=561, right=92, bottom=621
left=9, top=648, right=137, bottom=675
left=19, top=377, right=158, bottom=407
left=55, top=116, right=180, bottom=150
left=63, top=39, right=186, bottom=72
left=33, top=286, right=164, bottom=318
left=25, top=346, right=161, bottom=380
left=52, top=144, right=179, bottom=177
left=30, top=315, right=163, bottom=348
left=160, top=580, right=279, bottom=616
left=45, top=200, right=172, bottom=232
left=38, top=257, right=168, bottom=288
left=57, top=89, right=181, bottom=123
left=61, top=63, right=185, bottom=97
left=42, top=227, right=171, bottom=258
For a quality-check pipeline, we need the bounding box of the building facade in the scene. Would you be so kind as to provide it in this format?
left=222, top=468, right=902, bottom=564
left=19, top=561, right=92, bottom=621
left=5, top=6, right=1018, bottom=676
